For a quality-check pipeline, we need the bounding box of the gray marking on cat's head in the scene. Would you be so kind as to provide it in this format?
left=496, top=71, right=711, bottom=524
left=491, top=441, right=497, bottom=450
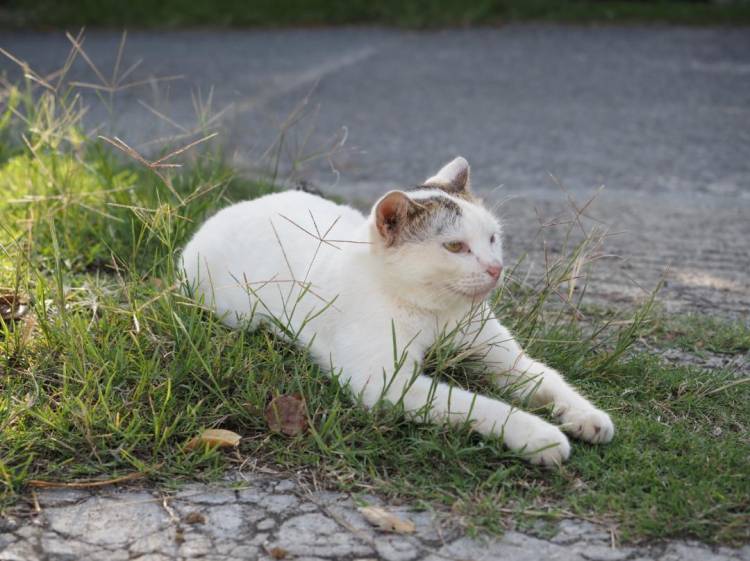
left=373, top=157, right=493, bottom=247
left=374, top=191, right=463, bottom=247
left=410, top=183, right=476, bottom=202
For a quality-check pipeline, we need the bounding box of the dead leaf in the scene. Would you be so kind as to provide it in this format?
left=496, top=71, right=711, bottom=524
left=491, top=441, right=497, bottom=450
left=358, top=506, right=416, bottom=534
left=0, top=290, right=28, bottom=322
left=268, top=546, right=288, bottom=559
left=18, top=315, right=38, bottom=346
left=264, top=394, right=307, bottom=436
left=184, top=428, right=241, bottom=451
left=183, top=511, right=206, bottom=525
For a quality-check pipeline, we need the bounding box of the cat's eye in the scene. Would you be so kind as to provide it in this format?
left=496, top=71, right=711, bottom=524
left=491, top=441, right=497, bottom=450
left=443, top=241, right=467, bottom=253
left=490, top=234, right=497, bottom=244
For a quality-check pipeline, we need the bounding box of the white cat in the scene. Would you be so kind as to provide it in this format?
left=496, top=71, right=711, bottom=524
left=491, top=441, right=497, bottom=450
left=181, top=157, right=614, bottom=465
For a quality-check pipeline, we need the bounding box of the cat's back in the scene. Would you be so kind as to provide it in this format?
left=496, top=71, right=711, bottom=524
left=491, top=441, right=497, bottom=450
left=185, top=190, right=364, bottom=250
left=205, top=190, right=361, bottom=229
left=181, top=190, right=367, bottom=324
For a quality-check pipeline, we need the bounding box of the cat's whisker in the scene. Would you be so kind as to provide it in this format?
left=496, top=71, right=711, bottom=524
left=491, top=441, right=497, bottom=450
left=490, top=192, right=519, bottom=214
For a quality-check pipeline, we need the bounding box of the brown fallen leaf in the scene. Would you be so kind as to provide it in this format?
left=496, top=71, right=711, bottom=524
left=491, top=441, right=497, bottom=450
left=17, top=315, right=38, bottom=346
left=0, top=290, right=28, bottom=322
left=358, top=506, right=416, bottom=534
left=184, top=428, right=241, bottom=451
left=183, top=511, right=206, bottom=525
left=264, top=394, right=307, bottom=436
left=268, top=546, right=288, bottom=559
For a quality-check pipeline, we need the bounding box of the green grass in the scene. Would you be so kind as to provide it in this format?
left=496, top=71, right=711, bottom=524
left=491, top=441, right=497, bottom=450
left=649, top=314, right=750, bottom=355
left=4, top=0, right=750, bottom=28
left=0, top=63, right=748, bottom=547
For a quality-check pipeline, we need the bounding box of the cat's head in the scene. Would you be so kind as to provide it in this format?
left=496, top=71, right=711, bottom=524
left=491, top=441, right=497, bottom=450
left=369, top=157, right=503, bottom=310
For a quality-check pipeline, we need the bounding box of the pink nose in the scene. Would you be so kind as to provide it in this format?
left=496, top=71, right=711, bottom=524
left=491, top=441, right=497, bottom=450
left=486, top=263, right=503, bottom=280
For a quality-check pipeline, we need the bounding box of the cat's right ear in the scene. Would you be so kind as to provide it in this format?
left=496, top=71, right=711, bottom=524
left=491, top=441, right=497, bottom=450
left=374, top=191, right=416, bottom=246
left=424, top=156, right=471, bottom=194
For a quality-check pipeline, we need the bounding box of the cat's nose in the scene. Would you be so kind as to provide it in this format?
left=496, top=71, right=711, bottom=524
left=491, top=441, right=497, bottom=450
left=486, top=263, right=503, bottom=280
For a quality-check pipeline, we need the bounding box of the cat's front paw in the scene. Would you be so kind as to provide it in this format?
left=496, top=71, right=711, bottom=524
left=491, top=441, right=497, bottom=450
left=521, top=424, right=571, bottom=466
left=558, top=407, right=614, bottom=444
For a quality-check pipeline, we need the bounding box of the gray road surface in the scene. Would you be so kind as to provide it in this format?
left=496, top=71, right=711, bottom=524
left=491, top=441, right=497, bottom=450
left=2, top=26, right=749, bottom=197
left=1, top=26, right=748, bottom=315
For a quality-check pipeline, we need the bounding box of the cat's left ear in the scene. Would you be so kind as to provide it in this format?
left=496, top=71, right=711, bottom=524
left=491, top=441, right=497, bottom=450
left=424, top=156, right=471, bottom=194
left=374, top=190, right=418, bottom=247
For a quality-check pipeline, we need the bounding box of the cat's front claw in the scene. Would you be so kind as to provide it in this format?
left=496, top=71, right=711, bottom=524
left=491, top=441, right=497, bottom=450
left=558, top=407, right=615, bottom=444
left=521, top=425, right=571, bottom=466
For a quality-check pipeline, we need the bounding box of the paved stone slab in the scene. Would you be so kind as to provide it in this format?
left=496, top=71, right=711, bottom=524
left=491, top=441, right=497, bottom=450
left=2, top=475, right=748, bottom=561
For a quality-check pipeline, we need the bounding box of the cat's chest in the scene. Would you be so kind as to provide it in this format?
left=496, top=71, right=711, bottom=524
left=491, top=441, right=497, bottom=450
left=324, top=295, right=432, bottom=346
left=386, top=304, right=467, bottom=349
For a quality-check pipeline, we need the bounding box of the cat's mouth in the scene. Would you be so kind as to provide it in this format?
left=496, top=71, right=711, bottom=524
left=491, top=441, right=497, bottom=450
left=454, top=282, right=498, bottom=300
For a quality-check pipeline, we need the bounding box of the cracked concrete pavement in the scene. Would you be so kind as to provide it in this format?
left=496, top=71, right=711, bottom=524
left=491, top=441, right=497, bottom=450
left=3, top=475, right=749, bottom=561
left=1, top=25, right=749, bottom=560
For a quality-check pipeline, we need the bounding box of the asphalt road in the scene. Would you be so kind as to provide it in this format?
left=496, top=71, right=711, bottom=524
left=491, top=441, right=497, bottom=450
left=1, top=26, right=749, bottom=314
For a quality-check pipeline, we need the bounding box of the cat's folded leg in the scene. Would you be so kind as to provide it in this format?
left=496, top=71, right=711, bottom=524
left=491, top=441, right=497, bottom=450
left=339, top=357, right=570, bottom=465
left=467, top=311, right=615, bottom=444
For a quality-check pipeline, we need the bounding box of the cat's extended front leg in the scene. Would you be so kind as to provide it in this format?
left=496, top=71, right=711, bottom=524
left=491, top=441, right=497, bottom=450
left=468, top=311, right=614, bottom=444
left=334, top=347, right=570, bottom=466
